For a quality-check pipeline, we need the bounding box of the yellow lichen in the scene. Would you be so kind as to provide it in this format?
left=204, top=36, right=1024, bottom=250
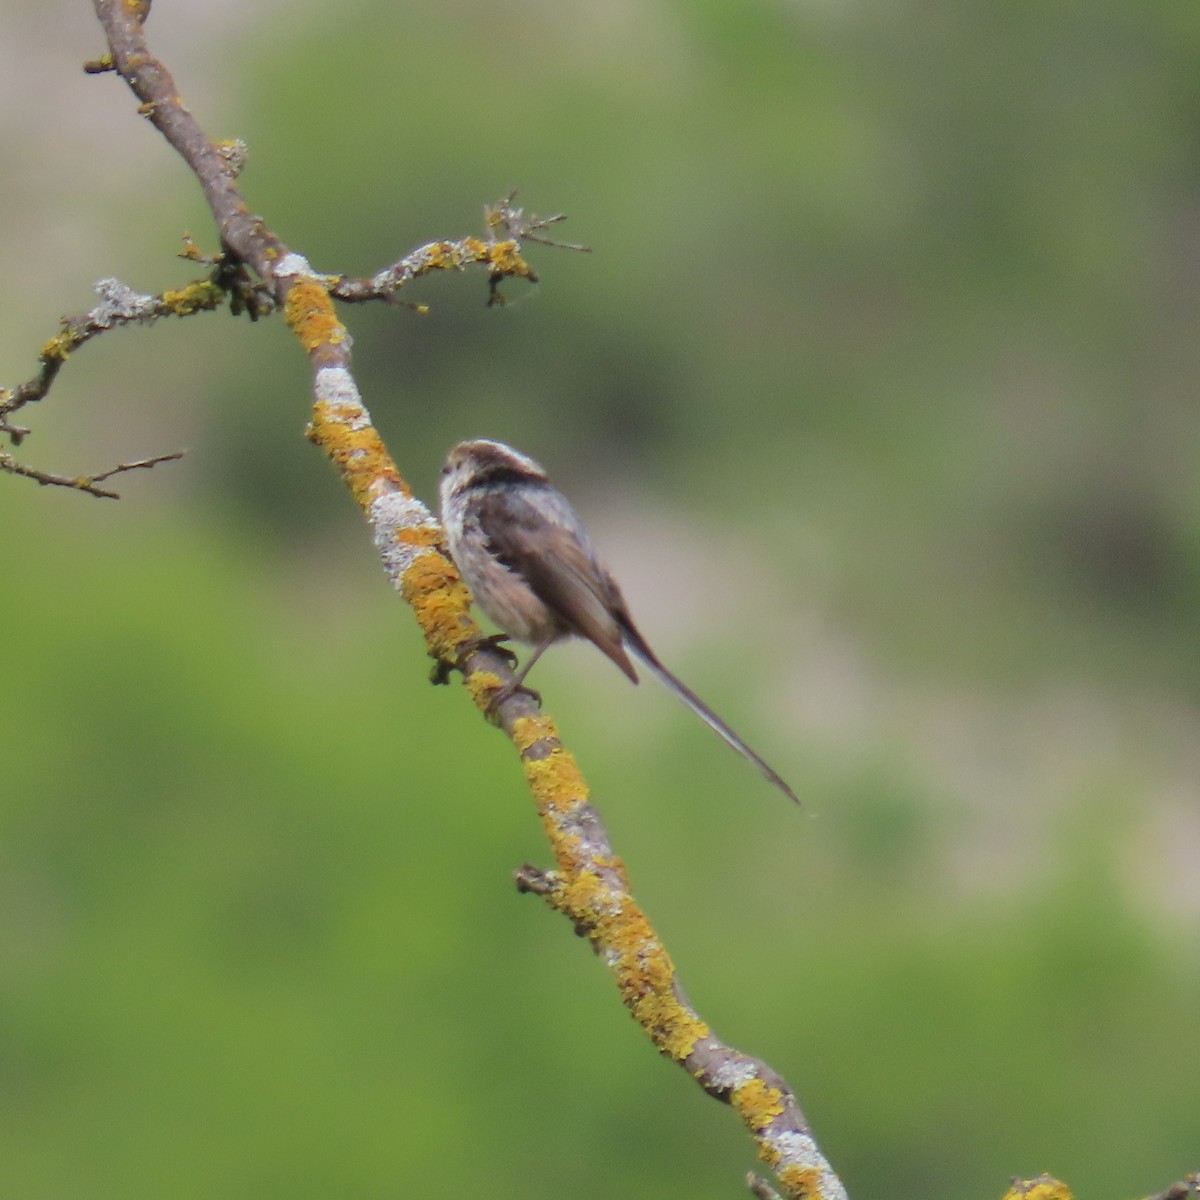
left=511, top=713, right=560, bottom=755
left=663, top=1014, right=709, bottom=1059
left=40, top=332, right=75, bottom=362
left=284, top=278, right=344, bottom=355
left=465, top=669, right=504, bottom=710
left=160, top=279, right=223, bottom=316
left=308, top=401, right=404, bottom=510
left=1002, top=1179, right=1073, bottom=1200
left=402, top=559, right=474, bottom=662
left=395, top=525, right=442, bottom=549
left=522, top=747, right=588, bottom=816
left=776, top=1164, right=825, bottom=1199
left=486, top=239, right=534, bottom=280
left=449, top=238, right=483, bottom=267
left=400, top=550, right=461, bottom=598
left=560, top=868, right=609, bottom=915
left=733, top=1077, right=787, bottom=1133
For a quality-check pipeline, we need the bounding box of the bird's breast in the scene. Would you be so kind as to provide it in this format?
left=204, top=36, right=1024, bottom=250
left=448, top=520, right=566, bottom=646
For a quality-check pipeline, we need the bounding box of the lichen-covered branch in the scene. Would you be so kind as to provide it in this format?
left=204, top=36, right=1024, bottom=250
left=0, top=275, right=225, bottom=438
left=85, top=3, right=846, bottom=1197
left=0, top=272, right=229, bottom=496
left=329, top=193, right=589, bottom=308
left=1, top=207, right=543, bottom=497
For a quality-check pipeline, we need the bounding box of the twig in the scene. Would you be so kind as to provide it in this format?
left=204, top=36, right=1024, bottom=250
left=327, top=233, right=538, bottom=308
left=0, top=275, right=225, bottom=436
left=1, top=449, right=182, bottom=499
left=327, top=193, right=587, bottom=307
left=747, top=1173, right=784, bottom=1200
left=486, top=190, right=592, bottom=252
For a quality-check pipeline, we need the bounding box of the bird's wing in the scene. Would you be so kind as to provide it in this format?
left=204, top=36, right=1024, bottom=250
left=474, top=488, right=638, bottom=682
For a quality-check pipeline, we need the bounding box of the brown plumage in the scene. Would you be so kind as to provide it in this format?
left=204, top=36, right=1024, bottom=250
left=439, top=438, right=799, bottom=805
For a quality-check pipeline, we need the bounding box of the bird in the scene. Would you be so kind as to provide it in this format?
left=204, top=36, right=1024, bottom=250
left=438, top=437, right=799, bottom=805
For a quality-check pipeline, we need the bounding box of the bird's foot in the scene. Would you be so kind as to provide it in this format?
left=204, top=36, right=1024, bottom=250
left=466, top=633, right=520, bottom=669
left=485, top=679, right=543, bottom=714
left=429, top=633, right=519, bottom=685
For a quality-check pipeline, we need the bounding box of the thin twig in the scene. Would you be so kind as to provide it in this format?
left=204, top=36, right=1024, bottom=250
left=486, top=190, right=592, bottom=252
left=747, top=1172, right=784, bottom=1200
left=0, top=275, right=225, bottom=434
left=1, top=449, right=182, bottom=499
left=328, top=224, right=547, bottom=307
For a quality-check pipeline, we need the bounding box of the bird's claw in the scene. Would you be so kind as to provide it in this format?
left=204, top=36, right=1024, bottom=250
left=485, top=680, right=543, bottom=714
left=429, top=634, right=519, bottom=686
left=465, top=633, right=519, bottom=669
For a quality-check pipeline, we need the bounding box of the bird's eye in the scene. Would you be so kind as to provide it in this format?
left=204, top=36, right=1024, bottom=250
left=440, top=464, right=451, bottom=475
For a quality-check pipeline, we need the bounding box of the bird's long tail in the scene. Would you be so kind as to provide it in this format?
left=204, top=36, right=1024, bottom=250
left=620, top=620, right=801, bottom=806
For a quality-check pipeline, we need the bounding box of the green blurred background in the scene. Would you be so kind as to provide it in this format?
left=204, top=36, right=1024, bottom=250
left=2, top=0, right=1198, bottom=1196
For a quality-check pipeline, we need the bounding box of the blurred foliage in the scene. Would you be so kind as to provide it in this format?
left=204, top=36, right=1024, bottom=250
left=1, top=0, right=1199, bottom=1197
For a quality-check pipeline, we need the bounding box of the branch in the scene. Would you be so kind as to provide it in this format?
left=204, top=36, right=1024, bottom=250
left=329, top=234, right=536, bottom=309
left=89, top=4, right=845, bottom=1196
left=328, top=193, right=587, bottom=308
left=0, top=208, right=538, bottom=489
left=747, top=1173, right=784, bottom=1200
left=1144, top=1176, right=1200, bottom=1200
left=0, top=449, right=182, bottom=499
left=0, top=276, right=224, bottom=439
left=0, top=274, right=218, bottom=496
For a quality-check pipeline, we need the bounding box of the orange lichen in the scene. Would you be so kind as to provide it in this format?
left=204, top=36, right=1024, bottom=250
left=561, top=861, right=629, bottom=919
left=559, top=868, right=610, bottom=914
left=399, top=549, right=461, bottom=597
left=511, top=713, right=560, bottom=755
left=464, top=669, right=505, bottom=710
left=486, top=238, right=535, bottom=280
left=733, top=1078, right=787, bottom=1133
left=609, top=933, right=708, bottom=1058
left=395, top=525, right=442, bottom=549
left=284, top=278, right=345, bottom=355
left=522, top=747, right=588, bottom=816
left=308, top=401, right=404, bottom=510
left=543, top=859, right=709, bottom=1061
left=776, top=1164, right=825, bottom=1199
left=397, top=536, right=476, bottom=660
left=643, top=996, right=708, bottom=1060
left=1002, top=1179, right=1073, bottom=1200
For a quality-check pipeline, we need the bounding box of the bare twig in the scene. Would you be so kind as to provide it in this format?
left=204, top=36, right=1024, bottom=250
left=1, top=449, right=182, bottom=499
left=747, top=1172, right=784, bottom=1200
left=485, top=190, right=592, bottom=252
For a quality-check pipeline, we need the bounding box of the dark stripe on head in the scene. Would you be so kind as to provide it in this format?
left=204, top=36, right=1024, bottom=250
left=465, top=466, right=552, bottom=492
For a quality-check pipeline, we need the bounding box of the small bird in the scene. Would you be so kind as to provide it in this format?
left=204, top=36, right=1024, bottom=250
left=439, top=438, right=799, bottom=804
